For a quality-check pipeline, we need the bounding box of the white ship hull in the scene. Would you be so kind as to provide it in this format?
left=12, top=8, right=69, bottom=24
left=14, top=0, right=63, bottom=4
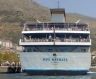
left=19, top=8, right=91, bottom=75
left=20, top=52, right=91, bottom=75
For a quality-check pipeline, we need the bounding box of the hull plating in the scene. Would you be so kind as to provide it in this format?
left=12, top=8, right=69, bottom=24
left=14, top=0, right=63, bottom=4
left=20, top=52, right=91, bottom=75
left=23, top=70, right=88, bottom=75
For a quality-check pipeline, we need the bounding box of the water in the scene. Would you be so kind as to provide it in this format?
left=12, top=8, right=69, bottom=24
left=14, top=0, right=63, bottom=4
left=0, top=72, right=96, bottom=79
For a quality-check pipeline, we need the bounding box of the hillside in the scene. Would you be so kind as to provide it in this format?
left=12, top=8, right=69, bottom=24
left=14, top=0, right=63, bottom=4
left=0, top=0, right=96, bottom=52
left=0, top=0, right=50, bottom=45
left=0, top=0, right=50, bottom=21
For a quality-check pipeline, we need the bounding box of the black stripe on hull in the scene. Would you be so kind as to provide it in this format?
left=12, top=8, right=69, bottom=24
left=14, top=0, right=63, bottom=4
left=23, top=70, right=88, bottom=75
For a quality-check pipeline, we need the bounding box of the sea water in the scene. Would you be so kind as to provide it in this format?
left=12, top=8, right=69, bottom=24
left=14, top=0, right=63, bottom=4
left=0, top=72, right=96, bottom=79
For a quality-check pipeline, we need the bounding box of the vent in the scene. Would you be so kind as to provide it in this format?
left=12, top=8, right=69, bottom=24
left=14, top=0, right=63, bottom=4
left=53, top=53, right=57, bottom=56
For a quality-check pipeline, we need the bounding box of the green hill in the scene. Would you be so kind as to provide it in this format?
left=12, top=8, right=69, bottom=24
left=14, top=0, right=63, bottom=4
left=0, top=0, right=96, bottom=52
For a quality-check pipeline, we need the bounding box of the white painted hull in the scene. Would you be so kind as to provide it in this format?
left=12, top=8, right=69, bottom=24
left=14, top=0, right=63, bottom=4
left=20, top=52, right=91, bottom=75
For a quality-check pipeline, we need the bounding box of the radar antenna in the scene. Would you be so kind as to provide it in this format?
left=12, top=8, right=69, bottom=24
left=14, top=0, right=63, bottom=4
left=58, top=1, right=59, bottom=8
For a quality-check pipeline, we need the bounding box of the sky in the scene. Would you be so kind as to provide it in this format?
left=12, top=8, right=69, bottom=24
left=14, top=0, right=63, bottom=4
left=34, top=0, right=96, bottom=18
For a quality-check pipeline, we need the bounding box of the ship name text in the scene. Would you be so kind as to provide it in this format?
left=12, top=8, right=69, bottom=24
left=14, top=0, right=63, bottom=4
left=43, top=58, right=68, bottom=61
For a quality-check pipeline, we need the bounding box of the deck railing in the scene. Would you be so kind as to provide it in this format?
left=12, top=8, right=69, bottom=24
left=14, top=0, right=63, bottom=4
left=20, top=38, right=90, bottom=42
left=23, top=27, right=89, bottom=31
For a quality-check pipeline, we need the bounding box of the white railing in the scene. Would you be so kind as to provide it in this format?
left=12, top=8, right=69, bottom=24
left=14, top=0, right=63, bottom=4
left=23, top=27, right=89, bottom=31
left=20, top=38, right=91, bottom=43
left=19, top=39, right=91, bottom=46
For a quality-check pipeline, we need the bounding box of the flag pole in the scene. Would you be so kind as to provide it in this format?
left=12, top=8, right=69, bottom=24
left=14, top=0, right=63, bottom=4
left=54, top=23, right=55, bottom=45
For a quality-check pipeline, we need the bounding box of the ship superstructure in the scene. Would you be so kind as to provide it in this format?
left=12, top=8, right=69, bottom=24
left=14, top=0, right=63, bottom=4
left=19, top=8, right=91, bottom=75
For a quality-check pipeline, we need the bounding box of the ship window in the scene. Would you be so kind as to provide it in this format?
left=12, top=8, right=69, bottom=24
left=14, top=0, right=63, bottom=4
left=33, top=49, right=38, bottom=52
left=27, top=49, right=32, bottom=52
left=81, top=49, right=86, bottom=52
left=84, top=49, right=86, bottom=52
left=23, top=50, right=25, bottom=52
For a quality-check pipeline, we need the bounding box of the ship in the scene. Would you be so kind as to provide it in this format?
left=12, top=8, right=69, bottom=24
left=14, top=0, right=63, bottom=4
left=19, top=7, right=91, bottom=75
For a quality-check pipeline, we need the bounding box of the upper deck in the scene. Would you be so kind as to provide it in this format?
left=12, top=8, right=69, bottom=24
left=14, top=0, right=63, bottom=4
left=22, top=23, right=90, bottom=34
left=22, top=8, right=90, bottom=34
left=19, top=8, right=91, bottom=46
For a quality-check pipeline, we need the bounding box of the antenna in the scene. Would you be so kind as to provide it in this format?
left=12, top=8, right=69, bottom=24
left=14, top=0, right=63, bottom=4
left=58, top=1, right=59, bottom=8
